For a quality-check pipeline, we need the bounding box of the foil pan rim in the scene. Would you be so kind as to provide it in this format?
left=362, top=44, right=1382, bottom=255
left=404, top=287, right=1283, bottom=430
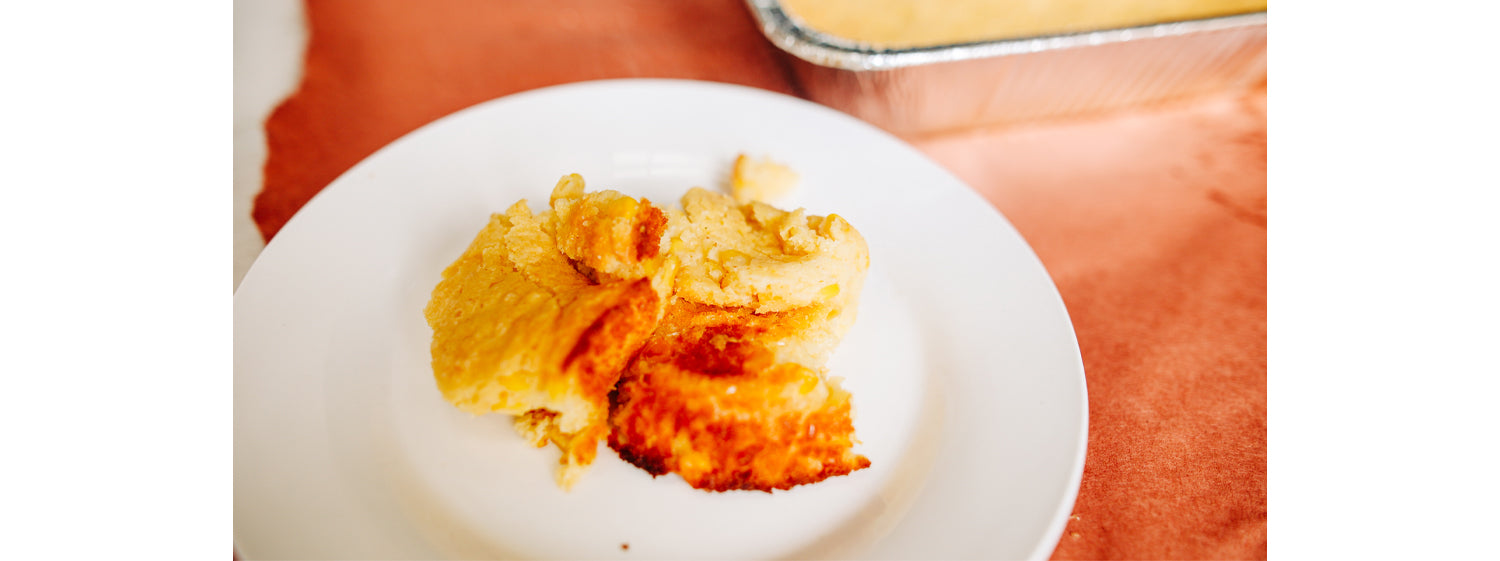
left=746, top=0, right=1268, bottom=71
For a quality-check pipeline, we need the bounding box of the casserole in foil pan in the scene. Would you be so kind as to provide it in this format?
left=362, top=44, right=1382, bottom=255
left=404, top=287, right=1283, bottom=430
left=745, top=0, right=1267, bottom=136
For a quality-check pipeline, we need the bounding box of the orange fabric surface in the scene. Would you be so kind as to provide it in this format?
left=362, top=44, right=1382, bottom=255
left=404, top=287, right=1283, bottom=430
left=254, top=0, right=797, bottom=241
left=252, top=1, right=1266, bottom=558
left=918, top=92, right=1267, bottom=559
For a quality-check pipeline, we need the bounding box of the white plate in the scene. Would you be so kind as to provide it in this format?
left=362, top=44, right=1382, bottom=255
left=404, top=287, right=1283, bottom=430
left=234, top=79, right=1087, bottom=560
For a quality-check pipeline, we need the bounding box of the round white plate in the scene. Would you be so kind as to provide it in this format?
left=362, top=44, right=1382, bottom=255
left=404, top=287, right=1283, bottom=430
left=234, top=79, right=1087, bottom=560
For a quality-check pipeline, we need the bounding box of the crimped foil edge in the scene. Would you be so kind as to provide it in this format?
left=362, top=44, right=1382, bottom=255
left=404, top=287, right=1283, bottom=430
left=746, top=0, right=1268, bottom=71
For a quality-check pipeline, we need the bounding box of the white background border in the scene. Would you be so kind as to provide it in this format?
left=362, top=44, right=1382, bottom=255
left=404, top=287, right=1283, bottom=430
left=2, top=0, right=1498, bottom=558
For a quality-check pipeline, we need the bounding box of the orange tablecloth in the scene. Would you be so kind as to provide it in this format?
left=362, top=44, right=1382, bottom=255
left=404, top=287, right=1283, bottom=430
left=252, top=1, right=1266, bottom=558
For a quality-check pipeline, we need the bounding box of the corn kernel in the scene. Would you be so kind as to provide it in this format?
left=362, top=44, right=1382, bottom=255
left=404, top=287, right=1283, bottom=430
left=605, top=196, right=639, bottom=218
left=818, top=284, right=840, bottom=301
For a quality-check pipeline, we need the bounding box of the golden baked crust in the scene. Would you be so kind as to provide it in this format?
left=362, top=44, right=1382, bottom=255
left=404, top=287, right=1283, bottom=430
left=608, top=187, right=872, bottom=492
left=425, top=191, right=666, bottom=489
left=608, top=301, right=871, bottom=492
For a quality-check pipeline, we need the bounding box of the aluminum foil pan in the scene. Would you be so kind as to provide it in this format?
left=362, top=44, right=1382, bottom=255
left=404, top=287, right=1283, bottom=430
left=746, top=0, right=1267, bottom=136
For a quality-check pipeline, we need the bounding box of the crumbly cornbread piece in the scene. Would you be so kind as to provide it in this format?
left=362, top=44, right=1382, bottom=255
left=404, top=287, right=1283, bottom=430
left=669, top=188, right=869, bottom=314
left=547, top=173, right=671, bottom=285
left=428, top=168, right=870, bottom=493
left=608, top=300, right=871, bottom=492
left=425, top=190, right=668, bottom=489
left=730, top=154, right=800, bottom=204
